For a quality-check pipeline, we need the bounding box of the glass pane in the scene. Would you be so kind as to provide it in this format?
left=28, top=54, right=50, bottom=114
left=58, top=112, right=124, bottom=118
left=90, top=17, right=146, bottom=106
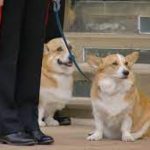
left=139, top=17, right=150, bottom=33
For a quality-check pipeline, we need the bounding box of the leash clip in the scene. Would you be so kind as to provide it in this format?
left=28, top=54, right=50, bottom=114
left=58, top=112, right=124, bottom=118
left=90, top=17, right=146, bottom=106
left=52, top=0, right=60, bottom=12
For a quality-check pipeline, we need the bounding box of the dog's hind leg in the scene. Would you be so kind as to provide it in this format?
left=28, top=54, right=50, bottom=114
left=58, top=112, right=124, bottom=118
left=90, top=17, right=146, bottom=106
left=131, top=120, right=150, bottom=140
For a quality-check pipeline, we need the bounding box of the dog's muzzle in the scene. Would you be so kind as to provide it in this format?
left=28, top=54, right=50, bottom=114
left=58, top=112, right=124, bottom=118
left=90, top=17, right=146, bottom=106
left=121, top=70, right=129, bottom=79
left=57, top=58, right=73, bottom=67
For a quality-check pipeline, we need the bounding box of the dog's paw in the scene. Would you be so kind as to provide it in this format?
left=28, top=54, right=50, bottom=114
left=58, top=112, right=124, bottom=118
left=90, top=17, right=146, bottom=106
left=45, top=118, right=59, bottom=126
left=87, top=131, right=103, bottom=141
left=39, top=120, right=46, bottom=127
left=122, top=132, right=135, bottom=142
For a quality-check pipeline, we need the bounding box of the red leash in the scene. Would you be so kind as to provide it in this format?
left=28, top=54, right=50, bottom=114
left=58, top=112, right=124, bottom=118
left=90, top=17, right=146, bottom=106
left=0, top=7, right=2, bottom=24
left=45, top=0, right=52, bottom=26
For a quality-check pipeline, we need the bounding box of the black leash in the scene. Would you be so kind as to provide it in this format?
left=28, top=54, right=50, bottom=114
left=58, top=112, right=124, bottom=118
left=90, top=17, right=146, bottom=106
left=52, top=1, right=90, bottom=81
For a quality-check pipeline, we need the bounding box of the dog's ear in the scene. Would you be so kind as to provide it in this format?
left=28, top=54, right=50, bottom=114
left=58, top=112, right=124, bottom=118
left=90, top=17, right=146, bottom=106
left=66, top=40, right=73, bottom=50
left=87, top=55, right=103, bottom=69
left=67, top=43, right=73, bottom=50
left=43, top=44, right=50, bottom=55
left=126, top=52, right=139, bottom=67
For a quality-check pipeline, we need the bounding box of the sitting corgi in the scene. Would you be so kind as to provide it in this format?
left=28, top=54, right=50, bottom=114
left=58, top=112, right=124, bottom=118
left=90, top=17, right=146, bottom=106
left=87, top=52, right=150, bottom=142
left=39, top=38, right=74, bottom=126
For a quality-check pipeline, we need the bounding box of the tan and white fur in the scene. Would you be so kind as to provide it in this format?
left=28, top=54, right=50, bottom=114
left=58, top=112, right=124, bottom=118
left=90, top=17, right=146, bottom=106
left=87, top=52, right=150, bottom=142
left=39, top=38, right=74, bottom=126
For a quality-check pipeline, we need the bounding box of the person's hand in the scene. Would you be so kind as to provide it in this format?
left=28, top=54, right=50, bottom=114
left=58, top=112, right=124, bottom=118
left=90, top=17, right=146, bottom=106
left=0, top=0, right=4, bottom=6
left=53, top=0, right=61, bottom=10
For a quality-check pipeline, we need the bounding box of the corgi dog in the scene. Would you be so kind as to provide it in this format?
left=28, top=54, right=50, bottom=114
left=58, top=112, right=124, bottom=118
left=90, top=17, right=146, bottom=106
left=38, top=38, right=74, bottom=127
left=87, top=52, right=150, bottom=142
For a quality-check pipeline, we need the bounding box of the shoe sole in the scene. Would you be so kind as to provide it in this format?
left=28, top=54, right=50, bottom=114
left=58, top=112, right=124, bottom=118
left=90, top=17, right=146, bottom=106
left=38, top=139, right=54, bottom=145
left=0, top=139, right=35, bottom=146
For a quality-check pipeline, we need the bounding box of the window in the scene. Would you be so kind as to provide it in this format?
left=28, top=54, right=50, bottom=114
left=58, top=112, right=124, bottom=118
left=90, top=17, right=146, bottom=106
left=138, top=16, right=150, bottom=34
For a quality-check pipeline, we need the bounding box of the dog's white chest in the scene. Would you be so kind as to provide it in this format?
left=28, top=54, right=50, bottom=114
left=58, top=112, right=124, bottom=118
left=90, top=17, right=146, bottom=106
left=99, top=77, right=132, bottom=95
left=50, top=88, right=72, bottom=100
left=53, top=75, right=72, bottom=99
left=96, top=77, right=131, bottom=116
left=95, top=94, right=129, bottom=117
left=40, top=75, right=73, bottom=101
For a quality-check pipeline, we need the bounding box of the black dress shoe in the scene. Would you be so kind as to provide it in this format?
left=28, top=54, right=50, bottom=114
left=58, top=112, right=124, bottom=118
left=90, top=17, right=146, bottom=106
left=54, top=116, right=71, bottom=126
left=0, top=132, right=36, bottom=146
left=54, top=111, right=71, bottom=126
left=29, top=130, right=54, bottom=145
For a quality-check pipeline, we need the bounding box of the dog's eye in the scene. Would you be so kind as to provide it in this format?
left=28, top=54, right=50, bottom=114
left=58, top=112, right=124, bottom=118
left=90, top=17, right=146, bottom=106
left=57, top=47, right=63, bottom=52
left=125, top=62, right=128, bottom=66
left=112, top=61, right=118, bottom=66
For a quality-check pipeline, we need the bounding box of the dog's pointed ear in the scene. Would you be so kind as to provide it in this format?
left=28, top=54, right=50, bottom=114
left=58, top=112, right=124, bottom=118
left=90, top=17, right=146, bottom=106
left=66, top=40, right=73, bottom=50
left=87, top=55, right=103, bottom=69
left=43, top=44, right=50, bottom=55
left=126, top=52, right=139, bottom=67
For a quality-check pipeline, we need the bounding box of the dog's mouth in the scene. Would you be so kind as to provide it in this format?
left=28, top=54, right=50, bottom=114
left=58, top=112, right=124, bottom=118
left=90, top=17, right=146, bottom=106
left=122, top=76, right=128, bottom=79
left=114, top=75, right=128, bottom=80
left=57, top=59, right=73, bottom=67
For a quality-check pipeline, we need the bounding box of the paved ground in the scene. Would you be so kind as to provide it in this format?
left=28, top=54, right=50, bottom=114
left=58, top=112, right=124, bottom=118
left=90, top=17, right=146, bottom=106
left=0, top=125, right=150, bottom=150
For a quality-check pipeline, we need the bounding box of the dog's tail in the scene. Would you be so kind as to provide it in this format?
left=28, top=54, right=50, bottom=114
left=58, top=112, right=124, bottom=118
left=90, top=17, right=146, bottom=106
left=131, top=121, right=150, bottom=140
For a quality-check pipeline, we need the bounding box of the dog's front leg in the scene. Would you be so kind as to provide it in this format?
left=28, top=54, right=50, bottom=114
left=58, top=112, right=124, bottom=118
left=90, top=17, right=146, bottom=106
left=38, top=105, right=46, bottom=127
left=87, top=107, right=103, bottom=141
left=45, top=113, right=59, bottom=126
left=121, top=115, right=135, bottom=142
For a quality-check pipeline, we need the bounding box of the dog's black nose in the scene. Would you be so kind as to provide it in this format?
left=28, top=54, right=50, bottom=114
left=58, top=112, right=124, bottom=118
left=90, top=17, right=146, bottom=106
left=123, top=70, right=129, bottom=76
left=68, top=55, right=73, bottom=62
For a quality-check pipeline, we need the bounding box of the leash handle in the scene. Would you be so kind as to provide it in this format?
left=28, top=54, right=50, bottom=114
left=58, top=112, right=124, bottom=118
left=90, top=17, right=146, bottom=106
left=52, top=1, right=90, bottom=81
left=52, top=0, right=61, bottom=12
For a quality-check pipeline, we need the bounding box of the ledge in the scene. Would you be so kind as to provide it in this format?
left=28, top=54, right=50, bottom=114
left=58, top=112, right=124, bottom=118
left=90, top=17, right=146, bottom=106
left=66, top=32, right=150, bottom=39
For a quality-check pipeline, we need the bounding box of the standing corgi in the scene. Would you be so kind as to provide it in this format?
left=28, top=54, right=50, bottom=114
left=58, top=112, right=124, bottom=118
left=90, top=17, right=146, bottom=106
left=39, top=38, right=74, bottom=127
left=87, top=52, right=150, bottom=141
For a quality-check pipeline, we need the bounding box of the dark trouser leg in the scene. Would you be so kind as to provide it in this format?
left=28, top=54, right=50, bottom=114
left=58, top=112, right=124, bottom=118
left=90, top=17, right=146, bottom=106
left=45, top=0, right=65, bottom=42
left=15, top=0, right=47, bottom=131
left=0, top=0, right=25, bottom=135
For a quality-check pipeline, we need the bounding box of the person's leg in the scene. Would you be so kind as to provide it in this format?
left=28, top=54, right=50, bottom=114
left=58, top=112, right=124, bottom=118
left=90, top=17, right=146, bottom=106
left=14, top=0, right=54, bottom=144
left=45, top=0, right=65, bottom=42
left=0, top=0, right=36, bottom=145
left=0, top=0, right=25, bottom=135
left=15, top=0, right=54, bottom=144
left=15, top=0, right=47, bottom=132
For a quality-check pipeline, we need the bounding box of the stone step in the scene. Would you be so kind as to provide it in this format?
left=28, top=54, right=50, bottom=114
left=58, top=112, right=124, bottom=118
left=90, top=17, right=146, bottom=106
left=61, top=97, right=92, bottom=119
